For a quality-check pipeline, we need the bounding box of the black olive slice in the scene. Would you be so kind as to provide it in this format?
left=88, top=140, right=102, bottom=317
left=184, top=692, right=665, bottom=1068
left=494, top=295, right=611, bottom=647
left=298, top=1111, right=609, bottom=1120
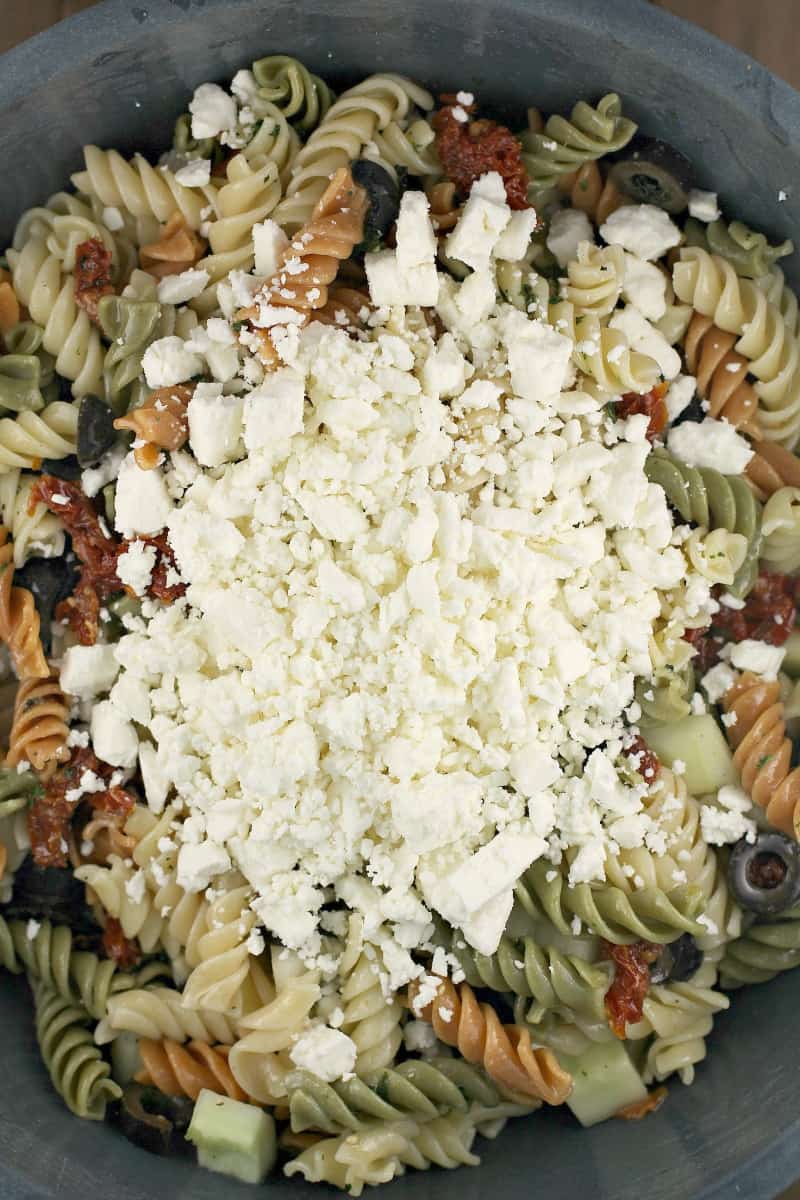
left=77, top=393, right=116, bottom=468
left=610, top=136, right=694, bottom=214
left=728, top=832, right=800, bottom=915
left=7, top=857, right=98, bottom=932
left=14, top=552, right=80, bottom=653
left=351, top=159, right=401, bottom=251
left=671, top=394, right=706, bottom=427
left=650, top=933, right=703, bottom=984
left=41, top=455, right=81, bottom=481
left=115, top=1084, right=193, bottom=1157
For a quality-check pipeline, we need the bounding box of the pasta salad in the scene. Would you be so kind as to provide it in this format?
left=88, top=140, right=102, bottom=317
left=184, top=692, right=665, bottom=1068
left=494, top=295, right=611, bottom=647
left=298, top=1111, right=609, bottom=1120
left=1, top=54, right=800, bottom=1193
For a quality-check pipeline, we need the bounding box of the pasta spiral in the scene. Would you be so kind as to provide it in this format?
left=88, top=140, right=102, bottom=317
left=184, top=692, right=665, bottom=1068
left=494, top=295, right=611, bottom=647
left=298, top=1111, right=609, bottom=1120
left=630, top=959, right=729, bottom=1085
left=7, top=237, right=104, bottom=397
left=557, top=161, right=626, bottom=225
left=720, top=904, right=800, bottom=987
left=31, top=977, right=121, bottom=1120
left=645, top=449, right=762, bottom=598
left=410, top=977, right=572, bottom=1104
left=0, top=528, right=48, bottom=679
left=273, top=74, right=433, bottom=230
left=562, top=242, right=625, bottom=318
left=6, top=673, right=70, bottom=774
left=135, top=1037, right=247, bottom=1101
left=98, top=985, right=241, bottom=1045
left=0, top=763, right=41, bottom=819
left=449, top=933, right=609, bottom=1026
left=76, top=854, right=166, bottom=954
left=520, top=93, right=637, bottom=192
left=287, top=1058, right=515, bottom=1135
left=98, top=293, right=161, bottom=413
left=72, top=147, right=215, bottom=231
left=684, top=215, right=793, bottom=279
left=251, top=54, right=334, bottom=132
left=673, top=247, right=800, bottom=446
left=0, top=402, right=78, bottom=469
left=0, top=471, right=66, bottom=567
left=0, top=915, right=132, bottom=1019
left=198, top=154, right=282, bottom=292
left=681, top=312, right=761, bottom=437
left=114, top=384, right=192, bottom=469
left=722, top=671, right=800, bottom=838
left=514, top=858, right=706, bottom=945
left=745, top=438, right=800, bottom=499
left=179, top=885, right=257, bottom=1015
left=760, top=486, right=800, bottom=573
left=549, top=302, right=660, bottom=395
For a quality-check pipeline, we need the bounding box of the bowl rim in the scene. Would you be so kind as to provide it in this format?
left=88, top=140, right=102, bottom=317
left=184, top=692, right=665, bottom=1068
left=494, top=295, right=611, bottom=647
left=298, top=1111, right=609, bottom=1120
left=1, top=1, right=800, bottom=1198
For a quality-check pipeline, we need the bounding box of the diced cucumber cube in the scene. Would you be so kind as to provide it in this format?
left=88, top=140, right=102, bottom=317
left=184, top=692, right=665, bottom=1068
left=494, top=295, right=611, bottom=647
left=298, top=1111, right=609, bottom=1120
left=186, top=1089, right=276, bottom=1184
left=782, top=629, right=800, bottom=677
left=560, top=1040, right=648, bottom=1127
left=639, top=713, right=736, bottom=794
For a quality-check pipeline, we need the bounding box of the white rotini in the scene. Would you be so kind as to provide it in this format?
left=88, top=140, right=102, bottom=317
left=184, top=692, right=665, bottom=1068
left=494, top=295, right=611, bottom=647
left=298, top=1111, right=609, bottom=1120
left=71, top=146, right=218, bottom=231
left=273, top=73, right=434, bottom=230
left=760, top=487, right=800, bottom=573
left=238, top=97, right=301, bottom=184
left=0, top=402, right=78, bottom=470
left=228, top=947, right=321, bottom=1104
left=685, top=527, right=748, bottom=586
left=75, top=855, right=166, bottom=954
left=0, top=471, right=65, bottom=566
left=562, top=241, right=625, bottom=318
left=550, top=301, right=660, bottom=394
left=97, top=984, right=240, bottom=1045
left=338, top=917, right=403, bottom=1078
left=7, top=237, right=105, bottom=397
left=179, top=885, right=257, bottom=1014
left=673, top=247, right=800, bottom=445
left=627, top=959, right=730, bottom=1085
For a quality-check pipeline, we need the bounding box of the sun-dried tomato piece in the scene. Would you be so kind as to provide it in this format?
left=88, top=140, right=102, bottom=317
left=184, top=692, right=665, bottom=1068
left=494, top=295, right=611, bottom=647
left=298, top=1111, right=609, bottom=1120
left=684, top=571, right=797, bottom=671
left=603, top=939, right=660, bottom=1039
left=28, top=747, right=106, bottom=868
left=433, top=100, right=530, bottom=210
left=91, top=785, right=136, bottom=821
left=623, top=734, right=660, bottom=783
left=74, top=237, right=115, bottom=324
left=138, top=532, right=186, bottom=603
left=102, top=917, right=141, bottom=968
left=616, top=1087, right=668, bottom=1120
left=615, top=383, right=669, bottom=442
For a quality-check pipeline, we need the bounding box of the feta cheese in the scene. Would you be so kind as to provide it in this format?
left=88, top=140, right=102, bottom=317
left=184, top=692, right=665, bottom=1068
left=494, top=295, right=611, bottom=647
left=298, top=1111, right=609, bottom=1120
left=253, top=219, right=290, bottom=277
left=157, top=269, right=210, bottom=305
left=189, top=82, right=237, bottom=140
left=688, top=189, right=721, bottom=223
left=493, top=208, right=538, bottom=261
left=502, top=311, right=572, bottom=405
left=243, top=369, right=305, bottom=450
left=546, top=208, right=594, bottom=268
left=90, top=700, right=138, bottom=768
left=116, top=539, right=157, bottom=596
left=289, top=1026, right=357, bottom=1081
left=622, top=253, right=667, bottom=321
left=101, top=206, right=125, bottom=232
left=60, top=644, right=119, bottom=700
left=446, top=171, right=511, bottom=271
left=701, top=662, right=737, bottom=704
left=724, top=639, right=785, bottom=680
left=188, top=384, right=244, bottom=467
left=174, top=158, right=212, bottom=188
left=114, top=454, right=174, bottom=536
left=600, top=204, right=682, bottom=261
left=609, top=306, right=681, bottom=380
left=177, top=840, right=232, bottom=893
left=667, top=417, right=754, bottom=473
left=364, top=250, right=406, bottom=306
left=142, top=336, right=203, bottom=388
left=664, top=374, right=697, bottom=422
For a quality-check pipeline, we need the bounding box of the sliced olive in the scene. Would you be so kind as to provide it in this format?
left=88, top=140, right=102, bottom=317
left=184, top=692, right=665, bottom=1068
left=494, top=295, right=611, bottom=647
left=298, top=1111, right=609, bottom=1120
left=8, top=856, right=98, bottom=932
left=649, top=933, right=702, bottom=984
left=728, top=832, right=800, bottom=915
left=41, top=455, right=81, bottom=481
left=77, top=393, right=116, bottom=467
left=14, top=552, right=80, bottom=653
left=610, top=136, right=694, bottom=214
left=115, top=1084, right=193, bottom=1156
left=671, top=394, right=706, bottom=427
left=351, top=159, right=400, bottom=252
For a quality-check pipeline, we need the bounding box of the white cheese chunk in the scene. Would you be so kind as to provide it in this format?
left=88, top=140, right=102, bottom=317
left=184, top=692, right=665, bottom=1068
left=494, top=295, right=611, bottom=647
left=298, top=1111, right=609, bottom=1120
left=188, top=384, right=244, bottom=467
left=688, top=189, right=721, bottom=223
left=546, top=208, right=594, bottom=268
left=446, top=171, right=511, bottom=271
left=600, top=204, right=682, bottom=261
left=157, top=268, right=210, bottom=305
left=177, top=840, right=232, bottom=893
left=90, top=700, right=138, bottom=769
left=60, top=644, right=119, bottom=700
left=189, top=82, right=237, bottom=139
left=253, top=218, right=290, bottom=277
left=243, top=368, right=305, bottom=450
left=664, top=374, right=696, bottom=422
left=609, top=306, right=681, bottom=380
left=174, top=158, right=212, bottom=188
left=494, top=208, right=538, bottom=261
left=114, top=454, right=174, bottom=536
left=502, top=311, right=572, bottom=405
left=289, top=1026, right=357, bottom=1082
left=667, top=417, right=754, bottom=472
left=622, top=253, right=667, bottom=321
left=116, top=539, right=157, bottom=596
left=142, top=336, right=203, bottom=388
left=724, top=639, right=785, bottom=680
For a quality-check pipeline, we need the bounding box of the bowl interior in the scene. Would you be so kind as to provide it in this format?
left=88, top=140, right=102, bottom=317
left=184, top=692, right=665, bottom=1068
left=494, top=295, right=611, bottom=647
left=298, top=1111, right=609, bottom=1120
left=1, top=1, right=799, bottom=1197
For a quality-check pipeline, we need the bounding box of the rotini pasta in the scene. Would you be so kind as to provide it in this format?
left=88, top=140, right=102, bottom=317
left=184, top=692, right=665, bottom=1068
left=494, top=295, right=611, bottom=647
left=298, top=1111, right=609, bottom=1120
left=31, top=977, right=122, bottom=1120
left=6, top=673, right=70, bottom=774
left=98, top=985, right=241, bottom=1045
left=113, top=384, right=192, bottom=468
left=251, top=54, right=334, bottom=132
left=684, top=215, right=793, bottom=279
left=72, top=146, right=216, bottom=231
left=520, top=93, right=637, bottom=193
left=561, top=241, right=625, bottom=318
left=557, top=160, right=627, bottom=226
left=0, top=401, right=78, bottom=469
left=549, top=302, right=660, bottom=394
left=0, top=471, right=65, bottom=566
left=720, top=904, right=800, bottom=987
left=0, top=528, right=48, bottom=679
left=681, top=311, right=761, bottom=436
left=722, top=672, right=800, bottom=838
left=135, top=1037, right=248, bottom=1101
left=760, top=487, right=800, bottom=573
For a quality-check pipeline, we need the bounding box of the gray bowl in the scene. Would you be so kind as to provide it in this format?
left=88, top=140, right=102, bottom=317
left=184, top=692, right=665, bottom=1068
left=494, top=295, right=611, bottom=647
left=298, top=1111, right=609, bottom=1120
left=1, top=1, right=799, bottom=1197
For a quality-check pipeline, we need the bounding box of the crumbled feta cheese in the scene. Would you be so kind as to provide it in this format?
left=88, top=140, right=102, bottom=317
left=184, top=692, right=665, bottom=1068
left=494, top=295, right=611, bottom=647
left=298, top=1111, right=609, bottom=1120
left=60, top=644, right=119, bottom=700
left=243, top=369, right=305, bottom=450
left=667, top=418, right=754, bottom=473
left=188, top=384, right=244, bottom=467
left=114, top=453, right=174, bottom=536
left=546, top=209, right=594, bottom=268
left=90, top=700, right=138, bottom=769
left=723, top=639, right=785, bottom=680
left=622, top=253, right=667, bottom=321
left=494, top=208, right=538, bottom=261
left=116, top=540, right=157, bottom=597
left=157, top=269, right=210, bottom=305
left=600, top=204, right=682, bottom=261
left=446, top=172, right=511, bottom=271
left=664, top=374, right=697, bottom=422
left=177, top=839, right=232, bottom=893
left=253, top=219, right=290, bottom=277
left=688, top=189, right=721, bottom=223
left=189, top=82, right=237, bottom=139
left=142, top=336, right=203, bottom=388
left=609, top=306, right=681, bottom=380
left=174, top=157, right=212, bottom=188
left=289, top=1026, right=357, bottom=1082
left=102, top=206, right=125, bottom=232
left=701, top=662, right=737, bottom=704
